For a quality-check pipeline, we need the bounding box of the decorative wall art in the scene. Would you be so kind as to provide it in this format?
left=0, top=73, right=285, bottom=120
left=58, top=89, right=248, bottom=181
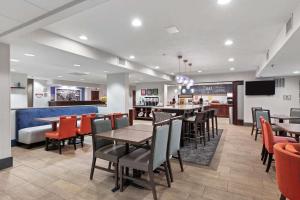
left=56, top=89, right=81, bottom=101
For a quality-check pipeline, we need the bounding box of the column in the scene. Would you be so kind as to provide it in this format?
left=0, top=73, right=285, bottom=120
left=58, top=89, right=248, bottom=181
left=0, top=43, right=12, bottom=170
left=107, top=73, right=129, bottom=113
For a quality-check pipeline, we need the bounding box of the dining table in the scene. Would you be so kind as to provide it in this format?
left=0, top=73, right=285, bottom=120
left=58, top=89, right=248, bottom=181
left=275, top=123, right=300, bottom=142
left=271, top=114, right=300, bottom=123
left=35, top=113, right=105, bottom=131
left=95, top=123, right=153, bottom=192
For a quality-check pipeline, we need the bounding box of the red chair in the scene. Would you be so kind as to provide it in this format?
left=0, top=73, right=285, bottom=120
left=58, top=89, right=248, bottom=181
left=77, top=114, right=96, bottom=147
left=274, top=143, right=300, bottom=200
left=45, top=116, right=77, bottom=154
left=262, top=119, right=296, bottom=172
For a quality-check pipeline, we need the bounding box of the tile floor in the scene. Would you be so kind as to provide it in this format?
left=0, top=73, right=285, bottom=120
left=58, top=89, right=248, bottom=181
left=0, top=119, right=281, bottom=200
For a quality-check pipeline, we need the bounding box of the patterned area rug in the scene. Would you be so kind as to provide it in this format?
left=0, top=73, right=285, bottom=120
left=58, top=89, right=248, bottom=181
left=180, top=129, right=223, bottom=166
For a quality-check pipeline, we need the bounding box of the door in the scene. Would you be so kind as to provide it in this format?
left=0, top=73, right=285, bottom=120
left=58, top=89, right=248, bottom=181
left=91, top=91, right=100, bottom=101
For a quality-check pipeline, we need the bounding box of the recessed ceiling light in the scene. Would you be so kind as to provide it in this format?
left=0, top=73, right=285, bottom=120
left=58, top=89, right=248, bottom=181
left=57, top=75, right=63, bottom=78
left=228, top=57, right=235, bottom=62
left=84, top=72, right=90, bottom=75
left=24, top=53, right=35, bottom=57
left=224, top=39, right=233, bottom=46
left=104, top=71, right=109, bottom=73
left=79, top=35, right=88, bottom=40
left=10, top=59, right=20, bottom=62
left=129, top=55, right=135, bottom=59
left=11, top=68, right=16, bottom=72
left=230, top=67, right=235, bottom=71
left=80, top=79, right=85, bottom=81
left=131, top=18, right=142, bottom=27
left=293, top=71, right=300, bottom=74
left=155, top=66, right=160, bottom=69
left=73, top=64, right=81, bottom=67
left=166, top=26, right=180, bottom=34
left=171, top=72, right=175, bottom=75
left=198, top=70, right=203, bottom=73
left=217, top=0, right=232, bottom=5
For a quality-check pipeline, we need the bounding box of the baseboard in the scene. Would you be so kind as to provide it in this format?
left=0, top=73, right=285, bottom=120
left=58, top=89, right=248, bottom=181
left=11, top=139, right=17, bottom=147
left=0, top=157, right=13, bottom=170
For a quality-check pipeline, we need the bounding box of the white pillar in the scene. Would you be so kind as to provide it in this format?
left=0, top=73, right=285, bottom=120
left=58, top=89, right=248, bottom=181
left=0, top=43, right=12, bottom=170
left=107, top=73, right=129, bottom=113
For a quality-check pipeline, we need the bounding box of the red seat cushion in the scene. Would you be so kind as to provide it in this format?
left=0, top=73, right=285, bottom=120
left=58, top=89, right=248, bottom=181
left=285, top=144, right=300, bottom=155
left=45, top=131, right=60, bottom=139
left=273, top=136, right=297, bottom=144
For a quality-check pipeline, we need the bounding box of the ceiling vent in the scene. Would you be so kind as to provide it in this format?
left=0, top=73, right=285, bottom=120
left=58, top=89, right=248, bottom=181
left=286, top=13, right=293, bottom=35
left=68, top=72, right=89, bottom=76
left=118, top=57, right=126, bottom=65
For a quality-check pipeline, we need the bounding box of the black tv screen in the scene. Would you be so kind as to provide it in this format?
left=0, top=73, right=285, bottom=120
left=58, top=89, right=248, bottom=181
left=245, top=80, right=275, bottom=95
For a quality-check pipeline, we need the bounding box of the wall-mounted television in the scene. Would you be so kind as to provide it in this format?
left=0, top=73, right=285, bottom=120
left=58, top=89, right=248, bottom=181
left=245, top=80, right=275, bottom=95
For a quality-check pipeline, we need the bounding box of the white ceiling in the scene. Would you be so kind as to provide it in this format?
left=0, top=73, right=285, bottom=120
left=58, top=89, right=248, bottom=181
left=11, top=40, right=164, bottom=84
left=0, top=0, right=73, bottom=34
left=45, top=0, right=300, bottom=75
left=259, top=27, right=300, bottom=77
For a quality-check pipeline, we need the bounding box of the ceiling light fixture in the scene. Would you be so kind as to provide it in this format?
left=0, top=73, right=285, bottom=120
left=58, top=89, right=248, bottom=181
left=224, top=39, right=233, bottom=46
left=230, top=67, right=235, bottom=71
left=10, top=59, right=20, bottom=62
left=175, top=56, right=194, bottom=91
left=57, top=75, right=63, bottom=78
left=217, top=0, right=232, bottom=5
left=104, top=71, right=109, bottom=73
left=228, top=57, right=235, bottom=62
left=155, top=66, right=160, bottom=69
left=129, top=55, right=135, bottom=59
left=24, top=53, right=35, bottom=57
left=198, top=70, right=202, bottom=73
left=293, top=71, right=300, bottom=74
left=73, top=64, right=81, bottom=67
left=166, top=26, right=180, bottom=34
left=79, top=35, right=88, bottom=40
left=131, top=18, right=142, bottom=27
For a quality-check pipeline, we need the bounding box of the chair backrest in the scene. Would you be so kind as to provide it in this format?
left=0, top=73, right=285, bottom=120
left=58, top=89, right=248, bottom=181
left=255, top=109, right=270, bottom=129
left=195, top=112, right=205, bottom=124
left=290, top=108, right=300, bottom=124
left=114, top=114, right=129, bottom=129
left=152, top=111, right=171, bottom=124
left=252, top=107, right=262, bottom=123
left=150, top=120, right=170, bottom=170
left=274, top=143, right=300, bottom=200
left=91, top=118, right=113, bottom=151
left=79, top=114, right=92, bottom=134
left=168, top=117, right=183, bottom=156
left=262, top=120, right=275, bottom=153
left=58, top=116, right=77, bottom=139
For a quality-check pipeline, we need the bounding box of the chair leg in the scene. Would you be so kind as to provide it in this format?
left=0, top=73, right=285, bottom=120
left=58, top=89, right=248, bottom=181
left=266, top=153, right=273, bottom=172
left=177, top=150, right=184, bottom=172
left=211, top=118, right=215, bottom=138
left=120, top=166, right=124, bottom=192
left=255, top=129, right=259, bottom=141
left=251, top=124, right=255, bottom=135
left=114, top=162, right=119, bottom=189
left=215, top=116, right=218, bottom=135
left=73, top=137, right=77, bottom=150
left=207, top=121, right=210, bottom=141
left=59, top=140, right=62, bottom=154
left=263, top=151, right=268, bottom=165
left=80, top=135, right=84, bottom=148
left=90, top=157, right=96, bottom=180
left=45, top=138, right=49, bottom=151
left=149, top=170, right=157, bottom=200
left=280, top=194, right=286, bottom=200
left=108, top=161, right=112, bottom=170
left=163, top=162, right=171, bottom=187
left=167, top=158, right=174, bottom=182
left=261, top=145, right=266, bottom=161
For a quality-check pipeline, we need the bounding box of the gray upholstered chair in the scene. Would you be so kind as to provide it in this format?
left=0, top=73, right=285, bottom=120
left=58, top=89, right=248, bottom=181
left=251, top=107, right=262, bottom=135
left=119, top=120, right=171, bottom=200
left=167, top=116, right=184, bottom=182
left=115, top=114, right=129, bottom=129
left=152, top=111, right=171, bottom=124
left=90, top=118, right=128, bottom=190
left=290, top=108, right=300, bottom=124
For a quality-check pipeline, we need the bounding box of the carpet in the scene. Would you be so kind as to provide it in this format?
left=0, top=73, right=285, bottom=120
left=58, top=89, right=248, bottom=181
left=180, top=129, right=223, bottom=166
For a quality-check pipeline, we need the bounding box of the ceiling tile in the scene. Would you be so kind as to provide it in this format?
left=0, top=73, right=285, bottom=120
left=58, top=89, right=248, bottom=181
left=0, top=15, right=20, bottom=32
left=25, top=0, right=73, bottom=11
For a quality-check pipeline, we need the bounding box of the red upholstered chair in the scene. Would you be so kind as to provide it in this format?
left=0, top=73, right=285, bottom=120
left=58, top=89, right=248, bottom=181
left=77, top=114, right=97, bottom=147
left=45, top=116, right=77, bottom=154
left=262, top=120, right=296, bottom=172
left=274, top=143, right=300, bottom=200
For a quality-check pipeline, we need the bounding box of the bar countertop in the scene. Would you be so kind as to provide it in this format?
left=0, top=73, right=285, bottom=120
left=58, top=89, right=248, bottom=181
left=153, top=105, right=202, bottom=110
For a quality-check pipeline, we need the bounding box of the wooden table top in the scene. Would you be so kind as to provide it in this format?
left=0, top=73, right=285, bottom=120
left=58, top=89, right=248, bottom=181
left=271, top=114, right=300, bottom=120
left=276, top=123, right=300, bottom=135
left=35, top=113, right=104, bottom=123
left=95, top=125, right=153, bottom=145
left=153, top=105, right=201, bottom=111
left=123, top=124, right=153, bottom=132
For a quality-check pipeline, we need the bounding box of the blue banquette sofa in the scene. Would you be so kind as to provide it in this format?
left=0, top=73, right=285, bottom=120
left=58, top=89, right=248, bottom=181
left=15, top=106, right=99, bottom=145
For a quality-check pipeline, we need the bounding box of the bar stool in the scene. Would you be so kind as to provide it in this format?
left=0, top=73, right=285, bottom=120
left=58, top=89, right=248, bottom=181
left=214, top=109, right=219, bottom=136
left=183, top=112, right=206, bottom=148
left=204, top=111, right=210, bottom=141
left=208, top=110, right=215, bottom=138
